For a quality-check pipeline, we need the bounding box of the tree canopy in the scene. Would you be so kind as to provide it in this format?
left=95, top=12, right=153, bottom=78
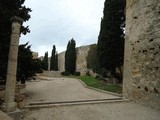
left=17, top=42, right=43, bottom=84
left=54, top=52, right=58, bottom=71
left=65, top=38, right=76, bottom=74
left=0, top=0, right=31, bottom=80
left=42, top=52, right=48, bottom=70
left=50, top=45, right=58, bottom=71
left=50, top=45, right=56, bottom=70
left=97, top=0, right=126, bottom=77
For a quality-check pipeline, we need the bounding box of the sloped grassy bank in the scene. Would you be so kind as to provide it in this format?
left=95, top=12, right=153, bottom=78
left=78, top=76, right=122, bottom=94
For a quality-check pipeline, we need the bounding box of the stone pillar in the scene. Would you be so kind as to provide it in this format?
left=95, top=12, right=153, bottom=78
left=2, top=16, right=23, bottom=112
left=123, top=0, right=160, bottom=109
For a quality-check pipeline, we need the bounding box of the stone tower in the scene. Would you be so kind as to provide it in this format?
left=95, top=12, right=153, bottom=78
left=123, top=0, right=160, bottom=109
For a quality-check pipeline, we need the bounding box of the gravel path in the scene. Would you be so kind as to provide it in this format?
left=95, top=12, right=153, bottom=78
left=23, top=77, right=160, bottom=120
left=23, top=102, right=160, bottom=120
left=25, top=77, right=120, bottom=104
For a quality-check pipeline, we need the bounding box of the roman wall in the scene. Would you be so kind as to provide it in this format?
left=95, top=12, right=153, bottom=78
left=123, top=0, right=160, bottom=109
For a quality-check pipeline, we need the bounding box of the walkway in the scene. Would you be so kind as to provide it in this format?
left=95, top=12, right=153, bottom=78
left=23, top=77, right=160, bottom=120
left=25, top=77, right=120, bottom=104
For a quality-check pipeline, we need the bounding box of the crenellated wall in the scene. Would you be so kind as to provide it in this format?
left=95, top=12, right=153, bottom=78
left=123, top=0, right=160, bottom=109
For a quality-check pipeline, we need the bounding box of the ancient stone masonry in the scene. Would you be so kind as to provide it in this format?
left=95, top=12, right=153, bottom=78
left=58, top=45, right=91, bottom=75
left=58, top=51, right=65, bottom=72
left=76, top=45, right=91, bottom=75
left=123, top=0, right=160, bottom=109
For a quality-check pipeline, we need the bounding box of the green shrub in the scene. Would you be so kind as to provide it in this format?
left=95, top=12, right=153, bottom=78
left=61, top=71, right=71, bottom=76
left=73, top=71, right=81, bottom=76
left=86, top=71, right=91, bottom=76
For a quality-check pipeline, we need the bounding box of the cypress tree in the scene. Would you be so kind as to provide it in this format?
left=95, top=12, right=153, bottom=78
left=50, top=45, right=56, bottom=70
left=97, top=0, right=126, bottom=77
left=65, top=41, right=70, bottom=73
left=42, top=52, right=48, bottom=70
left=65, top=38, right=76, bottom=74
left=54, top=52, right=58, bottom=71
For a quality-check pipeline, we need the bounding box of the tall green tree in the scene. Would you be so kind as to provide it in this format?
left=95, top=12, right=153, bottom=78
left=42, top=52, right=48, bottom=70
left=17, top=42, right=43, bottom=84
left=50, top=45, right=56, bottom=70
left=0, top=0, right=31, bottom=80
left=65, top=38, right=76, bottom=74
left=97, top=0, right=126, bottom=78
left=54, top=52, right=58, bottom=71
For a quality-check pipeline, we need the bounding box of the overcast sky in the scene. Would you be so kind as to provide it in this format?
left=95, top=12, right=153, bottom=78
left=20, top=0, right=105, bottom=57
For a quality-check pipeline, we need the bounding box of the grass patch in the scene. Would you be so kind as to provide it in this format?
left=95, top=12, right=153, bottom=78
left=78, top=76, right=122, bottom=94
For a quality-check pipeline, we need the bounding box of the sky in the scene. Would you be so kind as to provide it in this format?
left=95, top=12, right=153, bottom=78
left=20, top=0, right=105, bottom=57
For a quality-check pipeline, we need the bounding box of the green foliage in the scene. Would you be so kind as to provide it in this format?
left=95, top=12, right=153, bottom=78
left=61, top=71, right=71, bottom=76
left=65, top=38, right=76, bottom=74
left=86, top=71, right=91, bottom=76
left=50, top=45, right=58, bottom=71
left=50, top=45, right=56, bottom=70
left=54, top=53, right=58, bottom=71
left=42, top=52, right=48, bottom=70
left=79, top=76, right=122, bottom=93
left=17, top=42, right=43, bottom=84
left=87, top=44, right=98, bottom=71
left=97, top=0, right=126, bottom=77
left=73, top=71, right=81, bottom=76
left=0, top=0, right=31, bottom=81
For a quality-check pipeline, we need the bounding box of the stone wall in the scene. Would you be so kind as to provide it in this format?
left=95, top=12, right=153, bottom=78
left=76, top=45, right=90, bottom=75
left=58, top=51, right=65, bottom=72
left=123, top=0, right=160, bottom=109
left=58, top=45, right=91, bottom=75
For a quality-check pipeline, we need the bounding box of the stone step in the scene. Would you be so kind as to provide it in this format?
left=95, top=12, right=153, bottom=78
left=0, top=110, right=13, bottom=120
left=24, top=98, right=131, bottom=109
left=29, top=98, right=122, bottom=105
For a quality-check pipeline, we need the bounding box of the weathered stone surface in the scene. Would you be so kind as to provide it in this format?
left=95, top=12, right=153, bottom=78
left=58, top=51, right=65, bottom=72
left=76, top=45, right=90, bottom=75
left=123, top=0, right=160, bottom=109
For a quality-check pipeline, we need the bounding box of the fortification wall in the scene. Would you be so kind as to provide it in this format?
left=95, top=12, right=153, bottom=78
left=123, top=0, right=160, bottom=109
left=58, top=51, right=65, bottom=72
left=76, top=45, right=90, bottom=75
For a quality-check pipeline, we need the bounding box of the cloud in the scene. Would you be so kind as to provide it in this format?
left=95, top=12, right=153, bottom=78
left=20, top=0, right=105, bottom=57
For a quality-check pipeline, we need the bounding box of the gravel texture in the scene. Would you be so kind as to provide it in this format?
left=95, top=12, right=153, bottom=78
left=23, top=77, right=160, bottom=120
left=25, top=78, right=120, bottom=104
